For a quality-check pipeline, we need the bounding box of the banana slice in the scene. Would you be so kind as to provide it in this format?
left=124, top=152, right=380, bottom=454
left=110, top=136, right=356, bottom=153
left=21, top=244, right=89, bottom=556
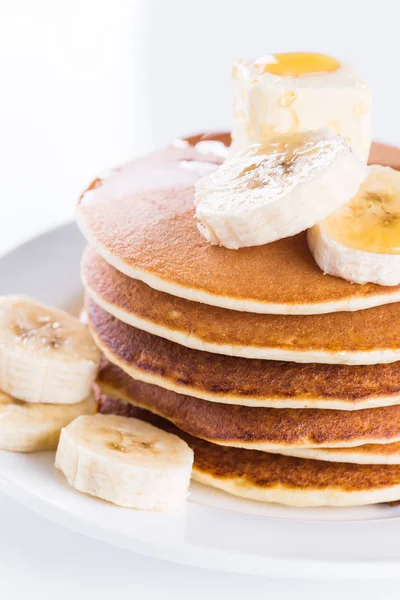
left=55, top=414, right=194, bottom=511
left=0, top=296, right=101, bottom=404
left=308, top=165, right=400, bottom=285
left=0, top=390, right=94, bottom=452
left=195, top=129, right=368, bottom=249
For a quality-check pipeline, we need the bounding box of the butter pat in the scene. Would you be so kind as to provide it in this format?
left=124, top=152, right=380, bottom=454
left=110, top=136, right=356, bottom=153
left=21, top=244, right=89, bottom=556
left=232, top=53, right=372, bottom=162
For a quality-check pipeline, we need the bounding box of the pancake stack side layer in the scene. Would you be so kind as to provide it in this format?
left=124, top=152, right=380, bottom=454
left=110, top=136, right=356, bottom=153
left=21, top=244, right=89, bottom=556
left=77, top=132, right=400, bottom=507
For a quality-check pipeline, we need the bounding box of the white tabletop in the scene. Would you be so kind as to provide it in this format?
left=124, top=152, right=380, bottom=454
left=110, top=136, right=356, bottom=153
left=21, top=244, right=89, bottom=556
left=2, top=490, right=400, bottom=599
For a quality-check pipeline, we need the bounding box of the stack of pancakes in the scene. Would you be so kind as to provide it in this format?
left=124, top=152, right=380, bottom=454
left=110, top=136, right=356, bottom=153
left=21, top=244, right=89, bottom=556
left=77, top=133, right=400, bottom=507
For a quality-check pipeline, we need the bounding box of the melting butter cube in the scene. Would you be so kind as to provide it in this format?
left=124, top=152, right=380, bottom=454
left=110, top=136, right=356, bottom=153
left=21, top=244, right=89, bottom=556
left=232, top=53, right=372, bottom=161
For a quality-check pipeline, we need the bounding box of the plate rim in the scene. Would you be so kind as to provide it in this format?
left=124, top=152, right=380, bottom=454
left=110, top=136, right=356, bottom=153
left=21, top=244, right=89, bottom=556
left=2, top=459, right=400, bottom=581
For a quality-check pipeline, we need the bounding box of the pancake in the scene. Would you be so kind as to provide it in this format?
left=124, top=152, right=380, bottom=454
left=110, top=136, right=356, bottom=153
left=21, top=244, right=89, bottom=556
left=82, top=248, right=400, bottom=365
left=87, top=298, right=400, bottom=410
left=96, top=359, right=400, bottom=451
left=369, top=141, right=400, bottom=169
left=76, top=133, right=400, bottom=316
left=98, top=395, right=400, bottom=507
left=278, top=443, right=400, bottom=465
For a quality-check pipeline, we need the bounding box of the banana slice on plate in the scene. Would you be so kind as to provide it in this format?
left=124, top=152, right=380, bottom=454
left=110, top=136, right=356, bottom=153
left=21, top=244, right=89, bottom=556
left=0, top=296, right=101, bottom=404
left=0, top=390, right=94, bottom=452
left=194, top=129, right=368, bottom=249
left=308, top=165, right=400, bottom=285
left=55, top=414, right=194, bottom=511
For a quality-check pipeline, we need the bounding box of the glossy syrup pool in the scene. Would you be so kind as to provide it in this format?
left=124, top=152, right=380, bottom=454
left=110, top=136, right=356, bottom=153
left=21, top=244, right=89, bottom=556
left=253, top=52, right=340, bottom=77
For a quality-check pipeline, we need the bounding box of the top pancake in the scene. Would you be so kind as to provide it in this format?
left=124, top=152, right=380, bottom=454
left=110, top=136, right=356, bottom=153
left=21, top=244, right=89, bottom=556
left=76, top=133, right=400, bottom=315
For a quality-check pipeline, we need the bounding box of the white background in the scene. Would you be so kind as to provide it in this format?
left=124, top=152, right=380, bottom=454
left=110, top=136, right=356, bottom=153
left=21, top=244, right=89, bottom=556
left=1, top=0, right=400, bottom=597
left=1, top=0, right=400, bottom=255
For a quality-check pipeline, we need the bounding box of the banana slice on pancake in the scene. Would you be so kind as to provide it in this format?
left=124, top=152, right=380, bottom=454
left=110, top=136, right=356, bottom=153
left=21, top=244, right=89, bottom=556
left=55, top=414, right=193, bottom=511
left=0, top=296, right=101, bottom=404
left=0, top=390, right=94, bottom=452
left=308, top=165, right=400, bottom=285
left=195, top=129, right=368, bottom=249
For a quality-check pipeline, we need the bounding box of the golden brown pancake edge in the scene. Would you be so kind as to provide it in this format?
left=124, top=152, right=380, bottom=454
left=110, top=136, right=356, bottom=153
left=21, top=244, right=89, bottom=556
left=87, top=297, right=400, bottom=409
left=82, top=248, right=400, bottom=362
left=96, top=359, right=400, bottom=450
left=97, top=394, right=400, bottom=499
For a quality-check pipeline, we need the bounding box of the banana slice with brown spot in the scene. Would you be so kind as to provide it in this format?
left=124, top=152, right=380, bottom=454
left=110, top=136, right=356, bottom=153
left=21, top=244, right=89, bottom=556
left=0, top=296, right=101, bottom=404
left=308, top=165, right=400, bottom=285
left=0, top=390, right=94, bottom=452
left=55, top=414, right=194, bottom=511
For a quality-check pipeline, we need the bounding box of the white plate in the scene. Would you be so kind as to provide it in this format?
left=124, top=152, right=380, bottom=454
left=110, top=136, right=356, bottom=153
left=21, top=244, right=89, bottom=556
left=2, top=223, right=400, bottom=580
